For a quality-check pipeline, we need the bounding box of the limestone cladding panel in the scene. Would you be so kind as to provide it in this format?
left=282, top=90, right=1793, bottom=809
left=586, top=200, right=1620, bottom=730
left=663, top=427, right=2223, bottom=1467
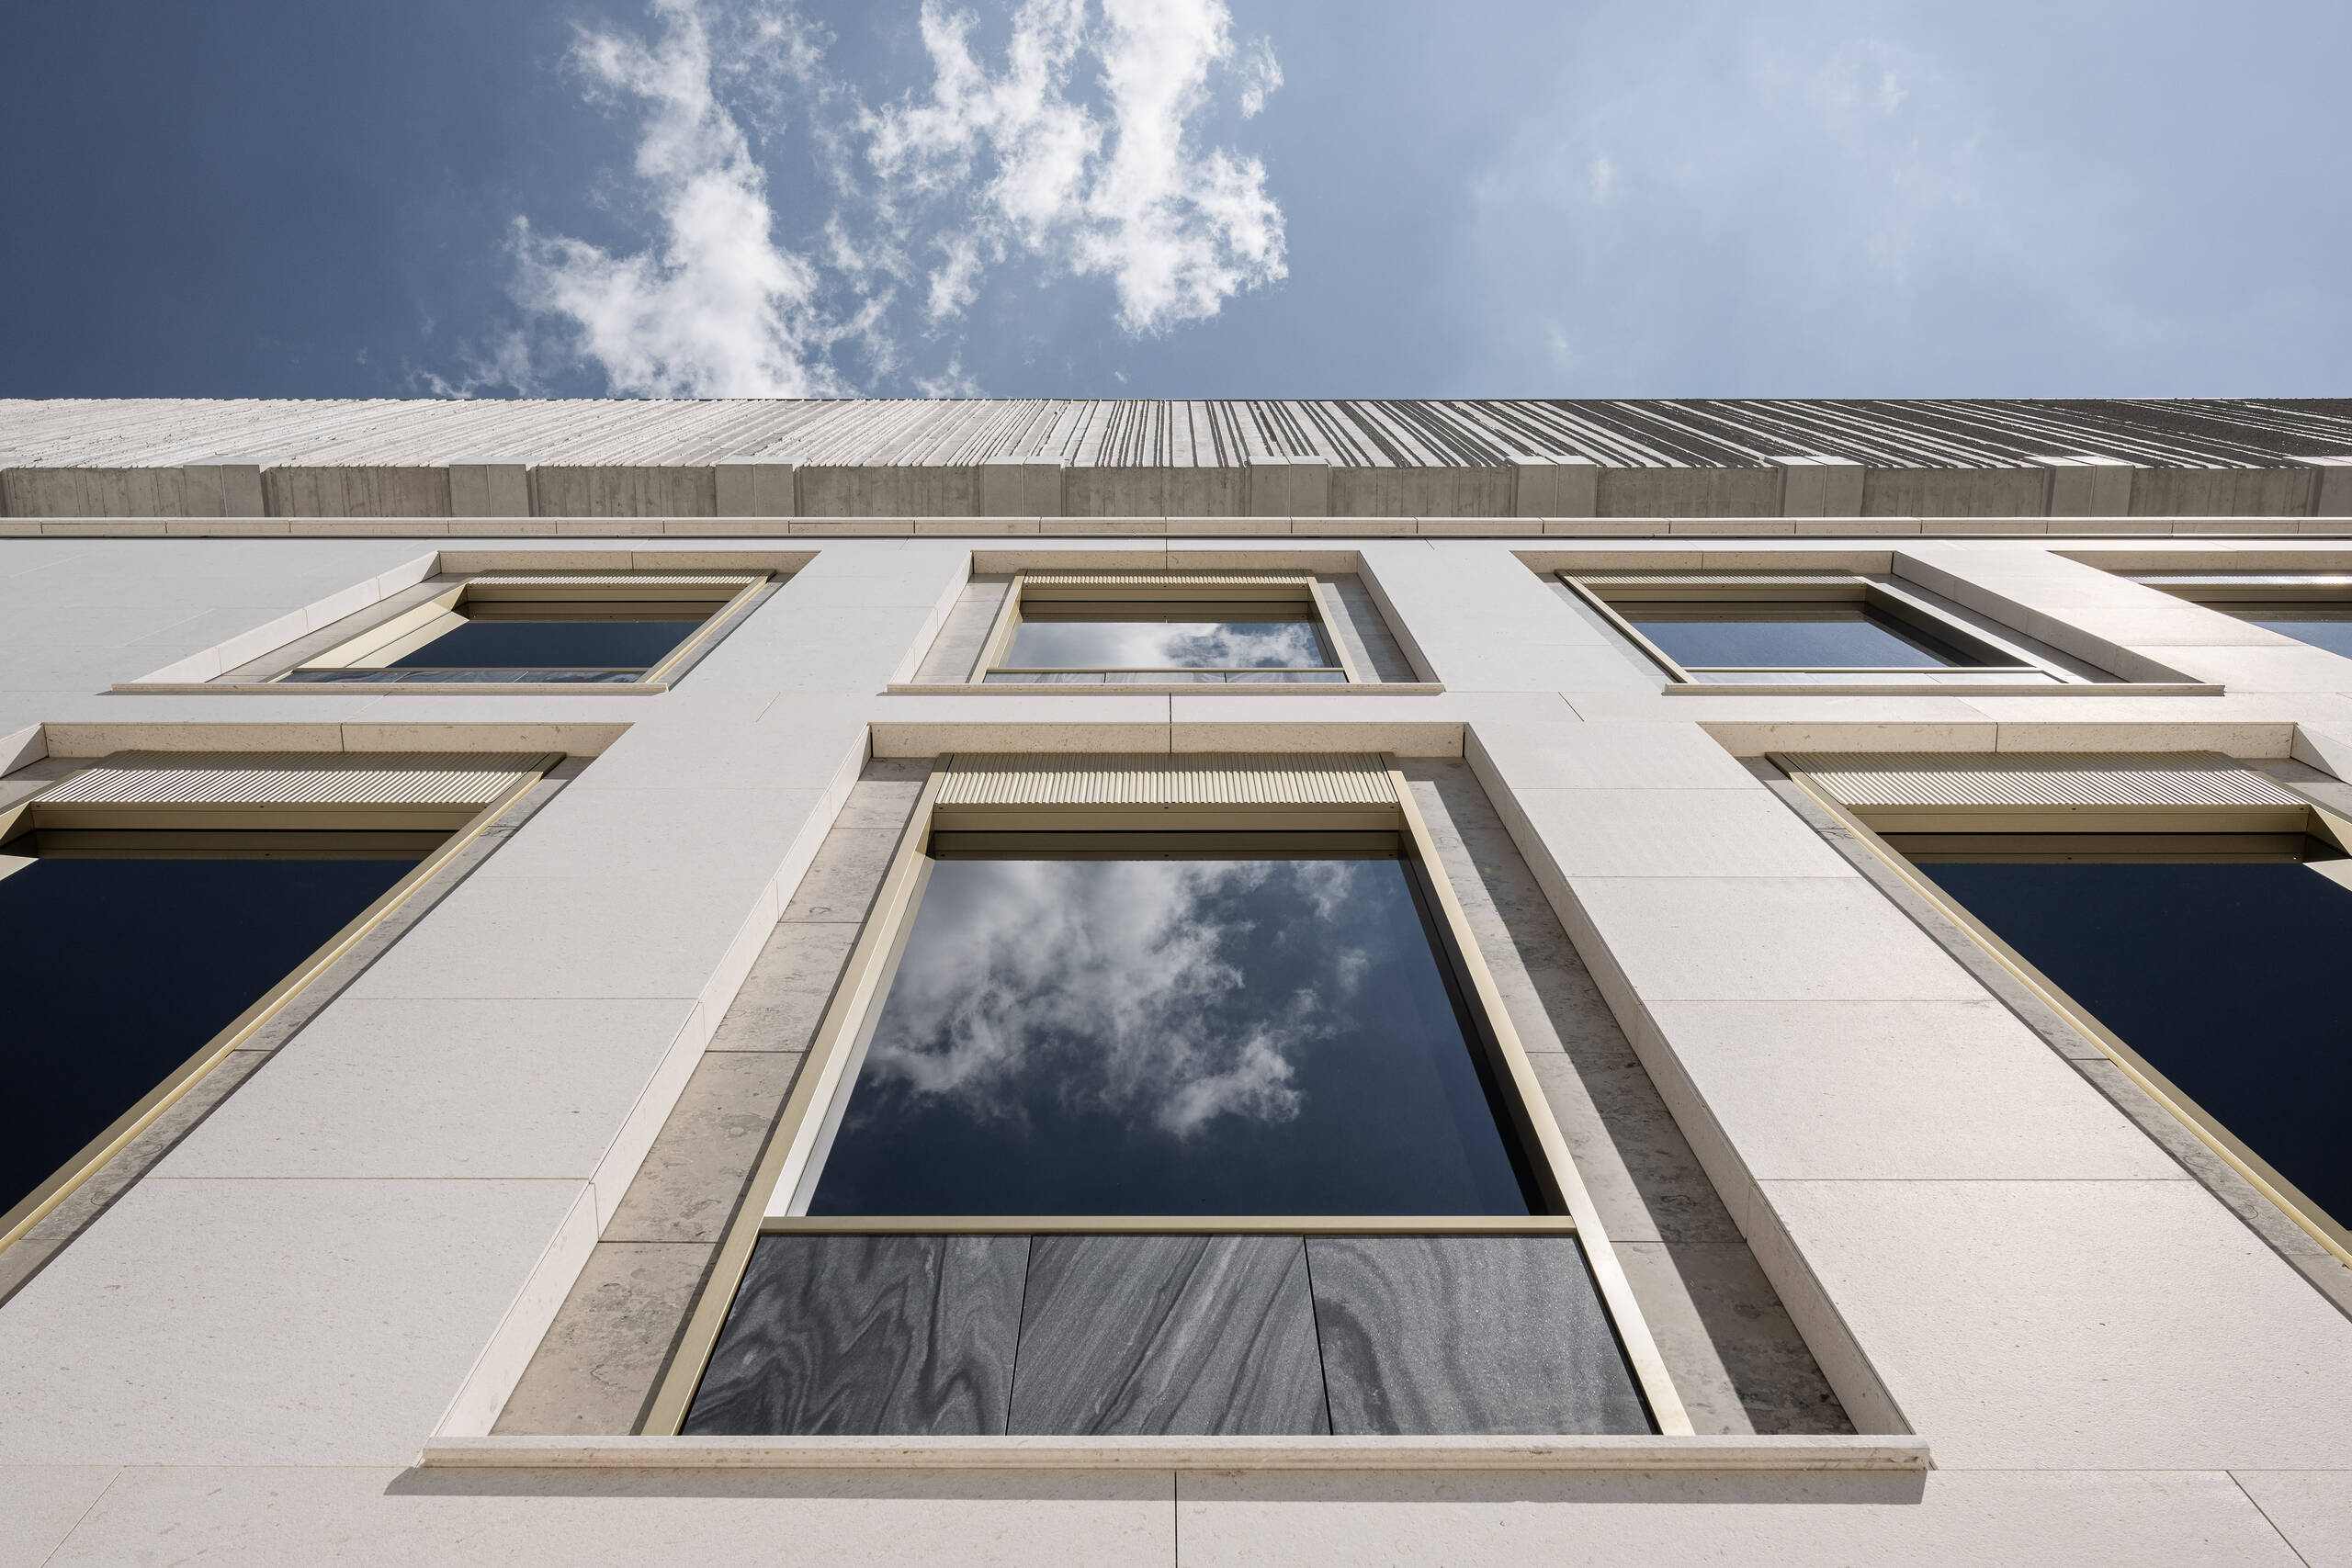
left=3, top=530, right=2352, bottom=1564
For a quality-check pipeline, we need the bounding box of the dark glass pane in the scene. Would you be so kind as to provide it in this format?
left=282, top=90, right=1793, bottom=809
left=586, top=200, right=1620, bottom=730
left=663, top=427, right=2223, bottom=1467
left=280, top=667, right=641, bottom=684
left=807, top=852, right=1538, bottom=1216
left=389, top=618, right=700, bottom=669
left=1918, top=857, right=2352, bottom=1230
left=1623, top=603, right=1983, bottom=668
left=1006, top=618, right=1331, bottom=670
left=2241, top=610, right=2352, bottom=660
left=0, top=855, right=413, bottom=1216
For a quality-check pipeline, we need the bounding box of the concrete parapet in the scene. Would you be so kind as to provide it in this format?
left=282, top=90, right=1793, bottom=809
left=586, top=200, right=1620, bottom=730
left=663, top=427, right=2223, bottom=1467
left=1599, top=466, right=1782, bottom=518
left=180, top=463, right=266, bottom=518
left=1511, top=456, right=1598, bottom=519
left=2034, top=455, right=2138, bottom=517
left=1861, top=467, right=2050, bottom=518
left=1331, top=465, right=1506, bottom=517
left=978, top=457, right=1065, bottom=516
left=1770, top=456, right=1864, bottom=518
left=714, top=458, right=799, bottom=517
left=1246, top=456, right=1332, bottom=517
left=2308, top=456, right=2352, bottom=517
left=800, top=463, right=978, bottom=517
left=16, top=457, right=2352, bottom=520
left=531, top=465, right=716, bottom=518
left=1065, top=466, right=1242, bottom=516
left=264, top=466, right=454, bottom=517
left=447, top=460, right=532, bottom=518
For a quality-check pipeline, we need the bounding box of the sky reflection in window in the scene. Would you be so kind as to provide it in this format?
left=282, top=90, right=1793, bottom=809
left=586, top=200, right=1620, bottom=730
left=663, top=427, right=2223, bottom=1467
left=1623, top=603, right=1983, bottom=668
left=390, top=617, right=703, bottom=669
left=805, top=852, right=1539, bottom=1216
left=2238, top=608, right=2352, bottom=660
left=1006, top=616, right=1332, bottom=670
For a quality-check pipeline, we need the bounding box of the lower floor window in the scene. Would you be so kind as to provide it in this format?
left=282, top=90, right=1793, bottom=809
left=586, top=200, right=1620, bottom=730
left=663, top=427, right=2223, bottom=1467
left=650, top=756, right=1685, bottom=1439
left=1899, top=831, right=2352, bottom=1237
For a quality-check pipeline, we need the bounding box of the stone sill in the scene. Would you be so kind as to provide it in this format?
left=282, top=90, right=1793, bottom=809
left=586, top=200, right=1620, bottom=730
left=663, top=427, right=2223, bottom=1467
left=113, top=682, right=669, bottom=696
left=1661, top=681, right=2224, bottom=698
left=884, top=682, right=1446, bottom=697
left=416, top=1433, right=1929, bottom=1472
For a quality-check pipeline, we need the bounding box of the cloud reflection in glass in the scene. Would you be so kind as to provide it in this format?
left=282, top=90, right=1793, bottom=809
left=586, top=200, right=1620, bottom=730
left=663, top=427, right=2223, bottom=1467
left=805, top=852, right=1539, bottom=1216
left=1006, top=617, right=1333, bottom=671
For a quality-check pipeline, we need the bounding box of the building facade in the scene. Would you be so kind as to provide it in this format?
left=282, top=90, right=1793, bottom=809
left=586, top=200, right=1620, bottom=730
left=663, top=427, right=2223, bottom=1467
left=2, top=396, right=2349, bottom=1563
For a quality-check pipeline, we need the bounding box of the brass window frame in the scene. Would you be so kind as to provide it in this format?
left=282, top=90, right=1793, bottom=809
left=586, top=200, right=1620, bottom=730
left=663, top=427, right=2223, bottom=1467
left=1561, top=571, right=2075, bottom=687
left=641, top=757, right=1691, bottom=1437
left=968, top=571, right=1363, bottom=686
left=266, top=571, right=771, bottom=692
left=1774, top=755, right=2352, bottom=1272
left=0, top=755, right=558, bottom=1252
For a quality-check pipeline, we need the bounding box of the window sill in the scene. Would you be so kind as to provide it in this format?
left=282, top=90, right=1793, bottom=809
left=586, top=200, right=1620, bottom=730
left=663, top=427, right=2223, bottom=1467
left=883, top=682, right=1447, bottom=696
left=416, top=1432, right=1928, bottom=1473
left=1660, top=680, right=2222, bottom=697
left=113, top=680, right=672, bottom=696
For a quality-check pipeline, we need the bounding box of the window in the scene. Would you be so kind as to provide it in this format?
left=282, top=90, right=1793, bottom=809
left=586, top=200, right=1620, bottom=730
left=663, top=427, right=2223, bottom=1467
left=2132, top=570, right=2352, bottom=659
left=975, top=572, right=1356, bottom=684
left=1562, top=570, right=2075, bottom=686
left=272, top=570, right=769, bottom=687
left=0, top=751, right=551, bottom=1247
left=1779, top=750, right=2352, bottom=1269
left=649, top=754, right=1685, bottom=1440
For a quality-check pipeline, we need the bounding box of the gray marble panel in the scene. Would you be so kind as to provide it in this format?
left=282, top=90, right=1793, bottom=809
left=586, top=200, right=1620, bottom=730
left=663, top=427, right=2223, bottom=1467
left=1008, top=1235, right=1329, bottom=1436
left=1308, top=1235, right=1651, bottom=1435
left=683, top=1235, right=1026, bottom=1436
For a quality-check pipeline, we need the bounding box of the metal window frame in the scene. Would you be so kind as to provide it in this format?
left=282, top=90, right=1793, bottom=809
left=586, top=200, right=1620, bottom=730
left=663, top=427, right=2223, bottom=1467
left=1773, top=753, right=2352, bottom=1271
left=262, top=571, right=772, bottom=692
left=640, top=754, right=1690, bottom=1438
left=967, top=571, right=1363, bottom=686
left=0, top=752, right=559, bottom=1252
left=1560, top=570, right=2077, bottom=687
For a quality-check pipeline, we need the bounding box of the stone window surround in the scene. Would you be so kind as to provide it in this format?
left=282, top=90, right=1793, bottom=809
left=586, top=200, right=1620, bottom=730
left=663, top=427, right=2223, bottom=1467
left=461, top=757, right=1901, bottom=1472
left=107, top=547, right=816, bottom=695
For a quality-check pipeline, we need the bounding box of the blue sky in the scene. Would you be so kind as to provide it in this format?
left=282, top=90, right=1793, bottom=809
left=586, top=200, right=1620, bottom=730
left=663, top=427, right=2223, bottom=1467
left=3, top=0, right=2346, bottom=400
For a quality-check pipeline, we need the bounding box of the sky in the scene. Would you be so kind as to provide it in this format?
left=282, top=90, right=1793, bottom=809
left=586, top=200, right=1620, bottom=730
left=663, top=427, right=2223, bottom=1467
left=2, top=0, right=2347, bottom=401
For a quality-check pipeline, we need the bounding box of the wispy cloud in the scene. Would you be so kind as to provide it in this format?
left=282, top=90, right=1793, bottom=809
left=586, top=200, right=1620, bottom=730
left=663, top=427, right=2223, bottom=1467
left=865, top=858, right=1339, bottom=1137
left=511, top=0, right=840, bottom=396
left=494, top=0, right=1284, bottom=397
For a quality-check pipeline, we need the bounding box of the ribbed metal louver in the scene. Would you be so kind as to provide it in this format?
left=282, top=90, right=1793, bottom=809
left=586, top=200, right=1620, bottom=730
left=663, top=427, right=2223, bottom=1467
left=40, top=751, right=546, bottom=807
left=1778, top=751, right=2301, bottom=810
left=939, top=751, right=1396, bottom=808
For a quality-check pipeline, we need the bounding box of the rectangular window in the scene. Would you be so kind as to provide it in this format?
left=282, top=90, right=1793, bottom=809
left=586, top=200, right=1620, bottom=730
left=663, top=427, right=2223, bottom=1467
left=2132, top=570, right=2352, bottom=659
left=1563, top=570, right=2073, bottom=686
left=1780, top=750, right=2352, bottom=1269
left=797, top=838, right=1540, bottom=1218
left=648, top=755, right=1686, bottom=1440
left=0, top=752, right=551, bottom=1246
left=977, top=572, right=1355, bottom=684
left=273, top=570, right=767, bottom=686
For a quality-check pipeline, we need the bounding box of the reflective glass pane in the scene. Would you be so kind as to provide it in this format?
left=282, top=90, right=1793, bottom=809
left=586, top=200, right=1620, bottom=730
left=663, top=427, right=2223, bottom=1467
left=805, top=850, right=1540, bottom=1216
left=1005, top=616, right=1332, bottom=670
left=280, top=667, right=641, bottom=684
left=1917, top=850, right=2352, bottom=1231
left=390, top=617, right=701, bottom=670
left=0, top=847, right=419, bottom=1216
left=2237, top=606, right=2352, bottom=660
left=1622, top=602, right=1984, bottom=668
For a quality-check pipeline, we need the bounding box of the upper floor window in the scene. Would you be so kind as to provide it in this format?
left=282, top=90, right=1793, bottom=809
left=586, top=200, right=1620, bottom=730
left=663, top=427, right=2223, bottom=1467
left=276, top=571, right=768, bottom=686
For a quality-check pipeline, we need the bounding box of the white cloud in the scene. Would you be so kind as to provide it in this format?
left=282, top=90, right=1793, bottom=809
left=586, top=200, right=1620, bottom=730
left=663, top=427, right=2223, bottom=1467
left=512, top=0, right=840, bottom=396
left=1238, top=38, right=1282, bottom=118
left=858, top=858, right=1391, bottom=1139
left=499, top=0, right=1285, bottom=394
left=866, top=0, right=1287, bottom=334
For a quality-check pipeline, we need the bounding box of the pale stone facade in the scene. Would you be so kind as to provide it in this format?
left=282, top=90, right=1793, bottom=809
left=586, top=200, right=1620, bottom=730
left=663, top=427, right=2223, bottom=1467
left=1, top=398, right=2349, bottom=1564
